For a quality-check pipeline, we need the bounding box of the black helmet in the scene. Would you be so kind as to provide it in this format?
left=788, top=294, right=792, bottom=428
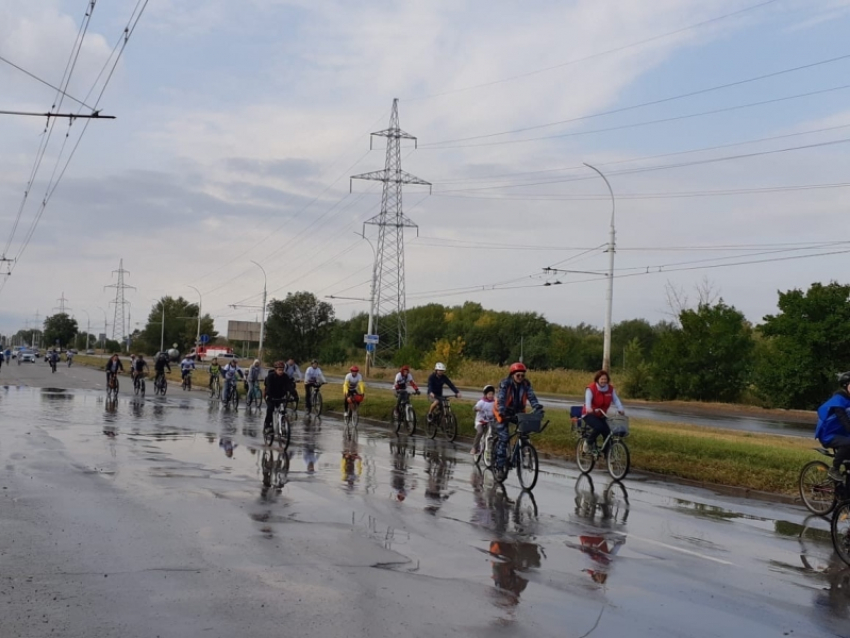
left=839, top=372, right=850, bottom=388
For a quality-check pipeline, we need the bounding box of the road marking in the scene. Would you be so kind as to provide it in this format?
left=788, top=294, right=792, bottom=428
left=624, top=533, right=734, bottom=565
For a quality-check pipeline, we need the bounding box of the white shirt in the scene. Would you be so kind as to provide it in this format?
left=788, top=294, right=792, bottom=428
left=304, top=365, right=326, bottom=384
left=394, top=372, right=417, bottom=389
left=344, top=372, right=364, bottom=390
left=285, top=363, right=302, bottom=381
left=474, top=398, right=496, bottom=425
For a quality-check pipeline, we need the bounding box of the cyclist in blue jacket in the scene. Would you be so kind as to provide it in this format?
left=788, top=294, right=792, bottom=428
left=815, top=371, right=850, bottom=481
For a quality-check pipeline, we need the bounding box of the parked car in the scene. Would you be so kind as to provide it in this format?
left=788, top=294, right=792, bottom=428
left=86, top=349, right=95, bottom=355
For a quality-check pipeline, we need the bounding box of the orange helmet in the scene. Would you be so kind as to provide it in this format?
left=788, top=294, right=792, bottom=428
left=509, top=362, right=527, bottom=374
left=400, top=365, right=410, bottom=373
left=350, top=365, right=359, bottom=373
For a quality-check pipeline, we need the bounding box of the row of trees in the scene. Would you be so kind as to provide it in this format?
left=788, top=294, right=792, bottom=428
left=253, top=283, right=850, bottom=410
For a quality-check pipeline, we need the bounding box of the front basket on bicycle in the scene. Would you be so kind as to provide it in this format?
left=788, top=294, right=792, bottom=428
left=609, top=415, right=630, bottom=437
left=516, top=412, right=544, bottom=434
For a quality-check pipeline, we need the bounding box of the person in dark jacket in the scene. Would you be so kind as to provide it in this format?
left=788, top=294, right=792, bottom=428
left=264, top=360, right=296, bottom=433
left=426, top=362, right=461, bottom=423
left=494, top=362, right=543, bottom=468
left=105, top=354, right=124, bottom=383
left=816, top=371, right=850, bottom=481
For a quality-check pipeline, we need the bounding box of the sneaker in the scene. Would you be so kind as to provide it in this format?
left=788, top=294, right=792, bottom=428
left=581, top=440, right=591, bottom=454
left=829, top=467, right=844, bottom=482
left=470, top=447, right=479, bottom=456
left=426, top=413, right=434, bottom=424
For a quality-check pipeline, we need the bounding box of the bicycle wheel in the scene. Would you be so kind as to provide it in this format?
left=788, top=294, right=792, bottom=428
left=314, top=391, right=323, bottom=416
left=493, top=459, right=510, bottom=484
left=134, top=378, right=139, bottom=396
left=187, top=375, right=192, bottom=391
left=607, top=439, right=631, bottom=481
left=140, top=379, right=145, bottom=398
left=392, top=406, right=403, bottom=434
left=444, top=412, right=458, bottom=442
left=831, top=500, right=850, bottom=566
left=405, top=404, right=417, bottom=436
left=266, top=412, right=278, bottom=446
left=517, top=441, right=539, bottom=491
left=160, top=378, right=167, bottom=396
left=278, top=412, right=291, bottom=448
left=426, top=410, right=439, bottom=439
left=576, top=439, right=596, bottom=473
left=482, top=433, right=496, bottom=469
left=352, top=407, right=359, bottom=427
left=800, top=460, right=836, bottom=516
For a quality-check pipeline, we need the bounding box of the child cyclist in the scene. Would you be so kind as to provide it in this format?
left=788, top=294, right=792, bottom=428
left=208, top=357, right=221, bottom=390
left=471, top=385, right=496, bottom=455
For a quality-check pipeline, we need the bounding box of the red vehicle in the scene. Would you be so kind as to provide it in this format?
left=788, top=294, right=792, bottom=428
left=193, top=346, right=233, bottom=361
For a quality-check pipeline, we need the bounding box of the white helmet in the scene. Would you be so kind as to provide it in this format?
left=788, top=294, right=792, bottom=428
left=434, top=362, right=446, bottom=371
left=253, top=359, right=260, bottom=365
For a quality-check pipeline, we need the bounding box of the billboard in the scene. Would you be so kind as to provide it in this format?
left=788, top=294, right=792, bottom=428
left=227, top=320, right=262, bottom=342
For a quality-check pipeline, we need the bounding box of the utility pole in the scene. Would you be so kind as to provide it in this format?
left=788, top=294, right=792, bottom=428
left=249, top=262, right=267, bottom=364
left=186, top=285, right=203, bottom=356
left=104, top=259, right=135, bottom=345
left=351, top=98, right=430, bottom=367
left=97, top=307, right=108, bottom=350
left=583, top=163, right=616, bottom=372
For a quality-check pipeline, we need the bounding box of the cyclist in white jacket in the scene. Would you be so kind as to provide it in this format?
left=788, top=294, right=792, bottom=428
left=303, top=359, right=326, bottom=412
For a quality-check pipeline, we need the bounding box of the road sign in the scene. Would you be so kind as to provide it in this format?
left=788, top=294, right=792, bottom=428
left=363, top=334, right=379, bottom=345
left=366, top=343, right=375, bottom=353
left=200, top=334, right=210, bottom=344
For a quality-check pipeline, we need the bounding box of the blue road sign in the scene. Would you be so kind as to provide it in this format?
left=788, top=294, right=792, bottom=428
left=366, top=343, right=375, bottom=353
left=200, top=334, right=210, bottom=344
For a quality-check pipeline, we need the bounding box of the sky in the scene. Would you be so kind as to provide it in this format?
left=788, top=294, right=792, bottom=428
left=1, top=0, right=850, bottom=341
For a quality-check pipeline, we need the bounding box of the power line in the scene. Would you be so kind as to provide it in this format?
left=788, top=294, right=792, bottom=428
left=0, top=53, right=95, bottom=111
left=404, top=0, right=779, bottom=101
left=422, top=84, right=850, bottom=150
left=422, top=51, right=850, bottom=146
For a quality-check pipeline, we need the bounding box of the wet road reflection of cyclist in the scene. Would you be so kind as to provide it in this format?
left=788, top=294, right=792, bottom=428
left=261, top=449, right=291, bottom=499
left=573, top=474, right=629, bottom=585
left=303, top=416, right=321, bottom=474
left=340, top=424, right=361, bottom=490
left=422, top=439, right=456, bottom=514
left=389, top=435, right=416, bottom=502
left=219, top=437, right=237, bottom=458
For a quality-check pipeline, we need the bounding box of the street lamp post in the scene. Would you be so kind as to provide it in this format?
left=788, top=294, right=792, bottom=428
left=186, top=285, right=202, bottom=355
left=583, top=162, right=616, bottom=373
left=97, top=307, right=108, bottom=350
left=81, top=309, right=91, bottom=351
left=250, top=261, right=267, bottom=364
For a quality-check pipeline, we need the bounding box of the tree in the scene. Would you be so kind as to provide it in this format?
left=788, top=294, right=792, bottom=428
left=265, top=291, right=335, bottom=364
left=650, top=300, right=754, bottom=403
left=136, top=297, right=216, bottom=355
left=43, top=313, right=78, bottom=349
left=754, top=282, right=850, bottom=409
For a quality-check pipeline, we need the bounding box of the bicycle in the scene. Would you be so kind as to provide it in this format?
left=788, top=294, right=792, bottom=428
left=392, top=390, right=418, bottom=435
left=831, top=497, right=850, bottom=566
left=134, top=373, right=146, bottom=398
left=182, top=370, right=193, bottom=391
left=106, top=372, right=119, bottom=401
left=264, top=402, right=291, bottom=448
left=572, top=408, right=631, bottom=481
left=799, top=448, right=850, bottom=516
left=154, top=372, right=167, bottom=396
left=209, top=374, right=221, bottom=400
left=343, top=391, right=361, bottom=427
left=223, top=378, right=240, bottom=409
left=492, top=412, right=549, bottom=491
left=474, top=421, right=498, bottom=469
left=245, top=379, right=263, bottom=410
left=306, top=383, right=323, bottom=416
left=426, top=396, right=458, bottom=442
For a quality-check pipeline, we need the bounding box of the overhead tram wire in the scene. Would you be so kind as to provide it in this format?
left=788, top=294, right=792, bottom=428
left=432, top=137, right=850, bottom=194
left=404, top=0, right=780, bottom=101
left=429, top=122, right=850, bottom=186
left=421, top=51, right=850, bottom=147
left=0, top=54, right=95, bottom=111
left=5, top=0, right=150, bottom=280
left=422, top=84, right=850, bottom=151
left=0, top=0, right=97, bottom=262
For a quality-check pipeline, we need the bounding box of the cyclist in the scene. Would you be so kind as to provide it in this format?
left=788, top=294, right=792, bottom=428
left=303, top=359, right=327, bottom=412
left=816, top=371, right=850, bottom=482
left=222, top=358, right=245, bottom=403
left=246, top=359, right=263, bottom=398
left=129, top=354, right=137, bottom=380
left=263, top=360, right=295, bottom=435
left=153, top=352, right=171, bottom=389
left=105, top=354, right=124, bottom=385
left=284, top=358, right=302, bottom=406
left=581, top=370, right=625, bottom=454
left=132, top=355, right=149, bottom=388
left=494, top=362, right=543, bottom=468
left=471, top=385, right=496, bottom=455
left=208, top=357, right=221, bottom=390
left=426, top=362, right=460, bottom=423
left=66, top=350, right=74, bottom=365
left=48, top=349, right=59, bottom=372
left=180, top=355, right=196, bottom=385
left=343, top=365, right=365, bottom=418
left=393, top=365, right=420, bottom=417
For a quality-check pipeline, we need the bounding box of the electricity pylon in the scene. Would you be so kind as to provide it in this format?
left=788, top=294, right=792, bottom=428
left=105, top=259, right=134, bottom=343
left=351, top=98, right=430, bottom=369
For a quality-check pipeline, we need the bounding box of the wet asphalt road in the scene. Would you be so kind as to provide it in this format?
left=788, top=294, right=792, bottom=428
left=1, top=362, right=848, bottom=637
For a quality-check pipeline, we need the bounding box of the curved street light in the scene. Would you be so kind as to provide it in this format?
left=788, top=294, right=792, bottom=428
left=250, top=261, right=267, bottom=363
left=186, top=285, right=202, bottom=354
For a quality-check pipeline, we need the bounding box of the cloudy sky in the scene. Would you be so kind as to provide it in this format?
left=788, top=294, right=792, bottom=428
left=1, top=0, right=849, bottom=341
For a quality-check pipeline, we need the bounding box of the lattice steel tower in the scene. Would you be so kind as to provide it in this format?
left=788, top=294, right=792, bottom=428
left=105, top=259, right=134, bottom=342
left=351, top=99, right=430, bottom=365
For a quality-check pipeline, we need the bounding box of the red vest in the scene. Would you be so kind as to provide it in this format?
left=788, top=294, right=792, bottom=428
left=583, top=383, right=613, bottom=415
